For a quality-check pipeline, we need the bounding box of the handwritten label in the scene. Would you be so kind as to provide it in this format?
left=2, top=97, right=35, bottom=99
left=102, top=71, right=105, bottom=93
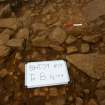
left=25, top=60, right=70, bottom=88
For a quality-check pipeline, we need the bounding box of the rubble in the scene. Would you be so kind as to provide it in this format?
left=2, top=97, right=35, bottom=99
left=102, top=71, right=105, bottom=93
left=0, top=33, right=10, bottom=45
left=0, top=4, right=11, bottom=17
left=87, top=99, right=98, bottom=105
left=15, top=28, right=29, bottom=39
left=82, top=35, right=101, bottom=43
left=95, top=89, right=105, bottom=101
left=65, top=35, right=77, bottom=44
left=82, top=0, right=105, bottom=22
left=49, top=27, right=67, bottom=44
left=0, top=45, right=11, bottom=57
left=6, top=38, right=25, bottom=49
left=75, top=97, right=83, bottom=105
left=67, top=46, right=78, bottom=53
left=0, top=0, right=105, bottom=105
left=0, top=69, right=8, bottom=78
left=0, top=18, right=18, bottom=30
left=66, top=53, right=105, bottom=79
left=32, top=22, right=47, bottom=34
left=80, top=43, right=90, bottom=53
left=96, top=80, right=105, bottom=88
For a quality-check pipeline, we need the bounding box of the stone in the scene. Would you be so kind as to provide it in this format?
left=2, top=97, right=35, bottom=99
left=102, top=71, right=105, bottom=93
left=0, top=69, right=8, bottom=78
left=0, top=45, right=11, bottom=57
left=18, top=63, right=25, bottom=73
left=82, top=35, right=101, bottom=43
left=95, top=89, right=105, bottom=101
left=75, top=97, right=83, bottom=105
left=4, top=95, right=10, bottom=102
left=66, top=35, right=77, bottom=44
left=68, top=96, right=74, bottom=102
left=67, top=46, right=78, bottom=54
left=66, top=53, right=105, bottom=79
left=100, top=99, right=105, bottom=105
left=7, top=38, right=25, bottom=49
left=0, top=33, right=10, bottom=45
left=32, top=36, right=64, bottom=51
left=20, top=10, right=33, bottom=28
left=82, top=0, right=105, bottom=22
left=0, top=4, right=11, bottom=17
left=87, top=99, right=98, bottom=105
left=31, top=51, right=39, bottom=59
left=49, top=27, right=67, bottom=44
left=0, top=18, right=18, bottom=30
left=2, top=29, right=14, bottom=37
left=32, top=22, right=47, bottom=34
left=80, top=43, right=90, bottom=53
left=83, top=89, right=90, bottom=94
left=49, top=44, right=64, bottom=52
left=97, top=80, right=105, bottom=88
left=15, top=28, right=29, bottom=39
left=42, top=4, right=55, bottom=14
left=32, top=36, right=50, bottom=47
left=15, top=52, right=22, bottom=60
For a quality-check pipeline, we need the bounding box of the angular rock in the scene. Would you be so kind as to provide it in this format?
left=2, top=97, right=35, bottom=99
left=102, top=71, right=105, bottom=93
left=67, top=46, right=78, bottom=54
left=15, top=52, right=22, bottom=60
left=80, top=43, right=90, bottom=53
left=49, top=27, right=67, bottom=44
left=42, top=4, right=56, bottom=14
left=83, top=89, right=90, bottom=94
left=32, top=36, right=50, bottom=47
left=0, top=4, right=11, bottom=17
left=82, top=35, right=101, bottom=43
left=87, top=99, right=98, bottom=105
left=15, top=28, right=29, bottom=39
left=49, top=44, right=64, bottom=52
left=2, top=29, right=14, bottom=37
left=32, top=22, right=47, bottom=34
left=68, top=96, right=74, bottom=102
left=32, top=36, right=64, bottom=51
left=18, top=62, right=25, bottom=73
left=82, top=0, right=105, bottom=22
left=0, top=45, right=11, bottom=57
left=95, top=89, right=105, bottom=101
left=66, top=53, right=105, bottom=79
left=0, top=33, right=10, bottom=45
left=0, top=18, right=18, bottom=30
left=75, top=97, right=83, bottom=105
left=20, top=10, right=33, bottom=28
left=0, top=69, right=8, bottom=78
left=100, top=99, right=105, bottom=105
left=97, top=80, right=105, bottom=88
left=65, top=35, right=77, bottom=44
left=7, top=38, right=25, bottom=49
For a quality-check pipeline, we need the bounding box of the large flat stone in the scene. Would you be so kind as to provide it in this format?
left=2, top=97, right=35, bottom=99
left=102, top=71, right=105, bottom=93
left=82, top=0, right=105, bottom=22
left=66, top=53, right=105, bottom=79
left=7, top=38, right=25, bottom=49
left=0, top=18, right=18, bottom=30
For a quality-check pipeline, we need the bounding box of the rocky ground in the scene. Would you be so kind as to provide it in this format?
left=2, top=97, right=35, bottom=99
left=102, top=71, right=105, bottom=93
left=0, top=0, right=105, bottom=105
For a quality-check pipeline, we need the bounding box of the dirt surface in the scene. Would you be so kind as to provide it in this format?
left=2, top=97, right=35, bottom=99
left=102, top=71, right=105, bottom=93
left=0, top=0, right=105, bottom=105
